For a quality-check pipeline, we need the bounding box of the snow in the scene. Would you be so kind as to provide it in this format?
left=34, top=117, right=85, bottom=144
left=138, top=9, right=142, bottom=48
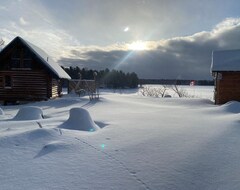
left=13, top=106, right=43, bottom=120
left=59, top=107, right=99, bottom=131
left=211, top=49, right=240, bottom=72
left=0, top=107, right=4, bottom=115
left=24, top=39, right=71, bottom=79
left=0, top=86, right=240, bottom=189
left=219, top=101, right=240, bottom=113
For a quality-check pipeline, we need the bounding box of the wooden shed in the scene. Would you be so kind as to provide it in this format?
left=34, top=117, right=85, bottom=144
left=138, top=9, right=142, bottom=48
left=211, top=49, right=240, bottom=104
left=0, top=36, right=71, bottom=104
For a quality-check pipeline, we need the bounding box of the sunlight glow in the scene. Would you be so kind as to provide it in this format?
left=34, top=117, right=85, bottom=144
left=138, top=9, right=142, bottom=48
left=124, top=27, right=129, bottom=32
left=127, top=41, right=147, bottom=51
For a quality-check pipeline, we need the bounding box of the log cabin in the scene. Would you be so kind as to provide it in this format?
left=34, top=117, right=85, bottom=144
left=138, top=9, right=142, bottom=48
left=0, top=36, right=71, bottom=104
left=211, top=49, right=240, bottom=104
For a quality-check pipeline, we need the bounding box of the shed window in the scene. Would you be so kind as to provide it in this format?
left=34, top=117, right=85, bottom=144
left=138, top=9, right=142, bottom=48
left=4, top=75, right=12, bottom=88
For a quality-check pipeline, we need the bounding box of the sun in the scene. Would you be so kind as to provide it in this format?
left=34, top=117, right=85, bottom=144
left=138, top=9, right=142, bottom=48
left=124, top=27, right=129, bottom=32
left=127, top=41, right=147, bottom=51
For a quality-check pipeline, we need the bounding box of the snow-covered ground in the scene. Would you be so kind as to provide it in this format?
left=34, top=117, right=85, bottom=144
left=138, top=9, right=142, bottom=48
left=0, top=86, right=240, bottom=190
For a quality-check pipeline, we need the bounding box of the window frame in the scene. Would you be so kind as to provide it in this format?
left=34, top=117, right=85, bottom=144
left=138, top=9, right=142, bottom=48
left=10, top=48, right=32, bottom=70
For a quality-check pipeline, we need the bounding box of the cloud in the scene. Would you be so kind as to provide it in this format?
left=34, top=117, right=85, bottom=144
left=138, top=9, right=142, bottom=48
left=58, top=18, right=240, bottom=80
left=1, top=1, right=240, bottom=81
left=0, top=6, right=8, bottom=11
left=213, top=18, right=240, bottom=32
left=19, top=17, right=29, bottom=26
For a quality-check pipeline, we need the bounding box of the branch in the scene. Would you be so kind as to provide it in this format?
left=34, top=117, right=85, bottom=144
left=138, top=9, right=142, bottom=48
left=0, top=38, right=4, bottom=47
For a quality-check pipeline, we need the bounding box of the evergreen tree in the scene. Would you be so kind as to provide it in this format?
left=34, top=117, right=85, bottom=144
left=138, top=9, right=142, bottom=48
left=61, top=66, right=139, bottom=89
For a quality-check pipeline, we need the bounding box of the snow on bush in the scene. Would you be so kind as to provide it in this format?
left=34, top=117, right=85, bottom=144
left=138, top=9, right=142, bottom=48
left=59, top=108, right=99, bottom=131
left=139, top=85, right=168, bottom=97
left=139, top=85, right=193, bottom=98
left=139, top=85, right=214, bottom=99
left=13, top=106, right=43, bottom=120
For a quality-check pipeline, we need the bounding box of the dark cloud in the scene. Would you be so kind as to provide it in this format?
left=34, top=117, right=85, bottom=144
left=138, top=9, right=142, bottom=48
left=59, top=19, right=240, bottom=80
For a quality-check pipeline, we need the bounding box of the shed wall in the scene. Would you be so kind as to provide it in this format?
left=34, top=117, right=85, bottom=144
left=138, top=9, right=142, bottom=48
left=214, top=72, right=240, bottom=104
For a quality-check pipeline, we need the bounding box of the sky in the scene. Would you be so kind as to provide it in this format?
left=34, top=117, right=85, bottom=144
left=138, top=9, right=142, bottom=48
left=1, top=0, right=240, bottom=79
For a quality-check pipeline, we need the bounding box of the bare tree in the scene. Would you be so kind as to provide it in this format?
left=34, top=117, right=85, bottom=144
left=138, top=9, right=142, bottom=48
left=139, top=84, right=195, bottom=98
left=0, top=38, right=4, bottom=47
left=170, top=84, right=190, bottom=98
left=139, top=85, right=169, bottom=98
left=0, top=38, right=4, bottom=51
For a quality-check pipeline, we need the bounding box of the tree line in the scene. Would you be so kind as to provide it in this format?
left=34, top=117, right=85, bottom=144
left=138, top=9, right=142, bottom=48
left=62, top=66, right=139, bottom=88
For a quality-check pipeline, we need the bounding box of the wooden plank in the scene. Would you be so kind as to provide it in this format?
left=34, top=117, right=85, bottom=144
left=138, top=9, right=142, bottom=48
left=0, top=70, right=49, bottom=101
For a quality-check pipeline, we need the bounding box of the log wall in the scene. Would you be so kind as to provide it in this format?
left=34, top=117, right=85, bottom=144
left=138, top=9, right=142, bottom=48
left=51, top=78, right=60, bottom=98
left=0, top=70, right=49, bottom=101
left=0, top=42, right=63, bottom=103
left=214, top=72, right=240, bottom=104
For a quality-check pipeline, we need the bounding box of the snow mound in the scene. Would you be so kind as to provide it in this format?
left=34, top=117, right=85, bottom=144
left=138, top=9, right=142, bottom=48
left=59, top=108, right=99, bottom=131
left=35, top=141, right=70, bottom=158
left=10, top=129, right=56, bottom=142
left=220, top=101, right=240, bottom=113
left=13, top=106, right=43, bottom=120
left=26, top=128, right=55, bottom=140
left=0, top=129, right=57, bottom=148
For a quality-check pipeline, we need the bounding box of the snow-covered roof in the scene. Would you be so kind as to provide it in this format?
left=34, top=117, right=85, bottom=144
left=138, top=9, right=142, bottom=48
left=211, top=49, right=240, bottom=72
left=0, top=36, right=71, bottom=79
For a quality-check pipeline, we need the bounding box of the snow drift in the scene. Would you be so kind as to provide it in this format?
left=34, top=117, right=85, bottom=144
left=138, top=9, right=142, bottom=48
left=59, top=107, right=99, bottom=131
left=35, top=141, right=71, bottom=158
left=0, top=108, right=4, bottom=115
left=13, top=106, right=43, bottom=120
left=220, top=101, right=240, bottom=113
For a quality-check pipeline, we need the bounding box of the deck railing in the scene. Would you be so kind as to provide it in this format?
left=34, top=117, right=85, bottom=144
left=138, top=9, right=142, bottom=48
left=68, top=79, right=99, bottom=100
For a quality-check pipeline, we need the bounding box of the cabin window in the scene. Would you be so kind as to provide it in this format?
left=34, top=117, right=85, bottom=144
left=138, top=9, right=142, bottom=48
left=11, top=49, right=21, bottom=69
left=23, top=59, right=32, bottom=68
left=11, top=59, right=21, bottom=68
left=11, top=48, right=32, bottom=70
left=23, top=49, right=32, bottom=69
left=23, top=49, right=31, bottom=59
left=12, top=49, right=21, bottom=58
left=4, top=75, right=12, bottom=88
